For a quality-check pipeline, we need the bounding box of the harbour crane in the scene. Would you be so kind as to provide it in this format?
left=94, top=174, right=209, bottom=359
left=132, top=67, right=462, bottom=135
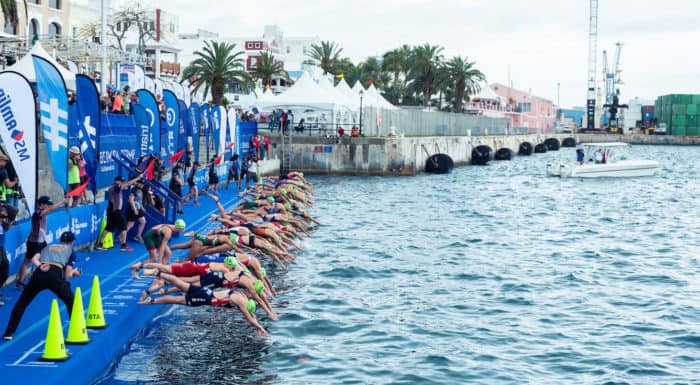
left=602, top=42, right=627, bottom=132
left=585, top=0, right=599, bottom=129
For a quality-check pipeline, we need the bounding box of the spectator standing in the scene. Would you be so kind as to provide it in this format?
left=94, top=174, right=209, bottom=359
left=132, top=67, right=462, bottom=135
left=206, top=157, right=219, bottom=193
left=264, top=136, right=271, bottom=159
left=0, top=154, right=18, bottom=207
left=112, top=89, right=125, bottom=114
left=17, top=196, right=68, bottom=287
left=3, top=231, right=80, bottom=340
left=285, top=110, right=294, bottom=132
left=169, top=160, right=185, bottom=214
left=95, top=174, right=142, bottom=252
left=280, top=110, right=287, bottom=132
left=269, top=109, right=276, bottom=132
left=78, top=153, right=88, bottom=204
left=126, top=180, right=147, bottom=243
left=0, top=204, right=18, bottom=303
left=248, top=154, right=259, bottom=188
left=68, top=146, right=82, bottom=207
left=226, top=154, right=241, bottom=191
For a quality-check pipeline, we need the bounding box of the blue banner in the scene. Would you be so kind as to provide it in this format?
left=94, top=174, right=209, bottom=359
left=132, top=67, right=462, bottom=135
left=136, top=89, right=160, bottom=156
left=237, top=121, right=258, bottom=157
left=178, top=99, right=188, bottom=151
left=33, top=55, right=69, bottom=192
left=211, top=105, right=221, bottom=157
left=201, top=104, right=210, bottom=161
left=5, top=201, right=108, bottom=274
left=189, top=103, right=200, bottom=163
left=162, top=90, right=179, bottom=163
left=97, top=113, right=139, bottom=189
left=132, top=105, right=150, bottom=160
left=75, top=75, right=100, bottom=193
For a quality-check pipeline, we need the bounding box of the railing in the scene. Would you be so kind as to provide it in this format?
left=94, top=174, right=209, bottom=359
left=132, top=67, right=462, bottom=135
left=111, top=153, right=180, bottom=225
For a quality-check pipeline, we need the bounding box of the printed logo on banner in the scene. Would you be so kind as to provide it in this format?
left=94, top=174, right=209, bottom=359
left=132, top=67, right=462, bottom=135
left=0, top=89, right=30, bottom=162
left=167, top=107, right=176, bottom=127
left=40, top=98, right=68, bottom=152
left=80, top=116, right=98, bottom=155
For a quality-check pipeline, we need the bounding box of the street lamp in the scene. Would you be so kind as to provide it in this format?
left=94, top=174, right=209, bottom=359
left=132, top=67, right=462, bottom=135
left=359, top=89, right=364, bottom=137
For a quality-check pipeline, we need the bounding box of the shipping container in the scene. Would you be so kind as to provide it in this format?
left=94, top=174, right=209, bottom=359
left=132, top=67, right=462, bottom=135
left=673, top=126, right=686, bottom=136
left=672, top=105, right=688, bottom=115
left=688, top=104, right=698, bottom=115
left=642, top=105, right=654, bottom=113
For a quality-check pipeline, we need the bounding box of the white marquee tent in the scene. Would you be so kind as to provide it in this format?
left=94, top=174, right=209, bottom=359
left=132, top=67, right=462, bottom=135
left=7, top=42, right=77, bottom=90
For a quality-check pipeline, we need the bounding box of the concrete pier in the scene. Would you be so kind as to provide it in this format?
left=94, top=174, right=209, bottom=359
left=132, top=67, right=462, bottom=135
left=268, top=134, right=575, bottom=175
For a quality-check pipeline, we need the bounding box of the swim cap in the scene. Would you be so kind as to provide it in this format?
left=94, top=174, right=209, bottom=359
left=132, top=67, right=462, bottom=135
left=174, top=219, right=186, bottom=229
left=266, top=196, right=274, bottom=204
left=292, top=187, right=299, bottom=194
left=223, top=256, right=238, bottom=268
left=254, top=279, right=265, bottom=294
left=245, top=299, right=257, bottom=315
left=284, top=202, right=291, bottom=210
left=299, top=172, right=304, bottom=177
left=260, top=267, right=267, bottom=277
left=258, top=177, right=263, bottom=185
left=280, top=188, right=288, bottom=196
left=229, top=233, right=239, bottom=244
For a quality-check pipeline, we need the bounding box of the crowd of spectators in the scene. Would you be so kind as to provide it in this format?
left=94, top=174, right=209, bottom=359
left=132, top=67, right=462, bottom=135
left=99, top=85, right=140, bottom=115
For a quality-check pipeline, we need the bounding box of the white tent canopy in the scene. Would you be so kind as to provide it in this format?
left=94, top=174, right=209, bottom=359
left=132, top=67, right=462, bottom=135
left=365, top=83, right=397, bottom=110
left=258, top=71, right=350, bottom=110
left=473, top=83, right=505, bottom=103
left=351, top=80, right=365, bottom=95
left=7, top=42, right=77, bottom=90
left=335, top=79, right=360, bottom=107
left=256, top=87, right=276, bottom=104
left=320, top=76, right=358, bottom=108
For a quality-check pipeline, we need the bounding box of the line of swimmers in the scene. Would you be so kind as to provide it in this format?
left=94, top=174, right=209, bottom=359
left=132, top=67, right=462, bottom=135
left=130, top=172, right=316, bottom=336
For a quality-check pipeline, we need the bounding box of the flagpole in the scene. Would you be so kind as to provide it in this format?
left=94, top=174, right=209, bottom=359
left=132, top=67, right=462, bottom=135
left=100, top=0, right=107, bottom=94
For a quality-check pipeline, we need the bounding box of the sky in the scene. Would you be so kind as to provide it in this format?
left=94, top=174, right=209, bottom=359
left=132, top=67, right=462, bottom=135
left=90, top=0, right=699, bottom=108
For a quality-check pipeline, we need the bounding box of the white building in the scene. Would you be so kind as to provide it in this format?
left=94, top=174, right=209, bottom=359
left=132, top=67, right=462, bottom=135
left=178, top=24, right=320, bottom=95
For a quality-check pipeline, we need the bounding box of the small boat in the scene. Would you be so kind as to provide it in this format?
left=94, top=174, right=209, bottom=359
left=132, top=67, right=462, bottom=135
left=546, top=142, right=659, bottom=178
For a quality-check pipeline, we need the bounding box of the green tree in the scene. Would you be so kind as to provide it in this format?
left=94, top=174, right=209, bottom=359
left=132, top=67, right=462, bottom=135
left=181, top=40, right=252, bottom=106
left=446, top=56, right=485, bottom=113
left=305, top=41, right=343, bottom=74
left=383, top=44, right=411, bottom=85
left=251, top=50, right=288, bottom=89
left=407, top=44, right=444, bottom=107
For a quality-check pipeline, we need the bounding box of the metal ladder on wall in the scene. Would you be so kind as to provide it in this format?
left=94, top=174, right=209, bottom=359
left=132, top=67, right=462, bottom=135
left=279, top=127, right=293, bottom=173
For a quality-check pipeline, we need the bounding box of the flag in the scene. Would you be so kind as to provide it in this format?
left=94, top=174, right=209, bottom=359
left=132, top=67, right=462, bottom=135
left=335, top=73, right=344, bottom=78
left=227, top=142, right=234, bottom=149
left=66, top=179, right=89, bottom=197
left=33, top=55, right=69, bottom=192
left=75, top=75, right=100, bottom=194
left=136, top=89, right=160, bottom=155
left=144, top=159, right=155, bottom=180
left=0, top=72, right=38, bottom=215
left=168, top=149, right=185, bottom=163
left=162, top=90, right=179, bottom=162
left=214, top=154, right=223, bottom=165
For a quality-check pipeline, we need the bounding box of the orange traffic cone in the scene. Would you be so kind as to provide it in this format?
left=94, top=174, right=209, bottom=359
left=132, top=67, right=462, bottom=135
left=65, top=287, right=90, bottom=344
left=38, top=299, right=70, bottom=362
left=86, top=276, right=107, bottom=329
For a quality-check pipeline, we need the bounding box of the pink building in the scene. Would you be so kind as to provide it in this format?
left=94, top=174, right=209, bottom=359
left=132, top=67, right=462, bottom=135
left=490, top=83, right=556, bottom=133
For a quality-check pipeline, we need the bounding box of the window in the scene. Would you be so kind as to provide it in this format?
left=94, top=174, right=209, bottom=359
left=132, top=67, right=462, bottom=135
left=48, top=22, right=61, bottom=37
left=28, top=19, right=39, bottom=37
left=28, top=0, right=40, bottom=4
left=49, top=0, right=60, bottom=9
left=3, top=21, right=16, bottom=35
left=517, top=102, right=532, bottom=113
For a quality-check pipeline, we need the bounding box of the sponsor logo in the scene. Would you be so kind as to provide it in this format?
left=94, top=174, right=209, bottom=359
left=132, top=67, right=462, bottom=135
left=166, top=107, right=176, bottom=127
left=0, top=88, right=31, bottom=162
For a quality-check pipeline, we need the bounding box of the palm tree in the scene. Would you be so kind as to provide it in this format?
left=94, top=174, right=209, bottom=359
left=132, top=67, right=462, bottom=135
left=305, top=41, right=343, bottom=74
left=383, top=44, right=411, bottom=85
left=446, top=56, right=485, bottom=113
left=181, top=40, right=252, bottom=106
left=251, top=50, right=288, bottom=89
left=1, top=0, right=27, bottom=34
left=407, top=44, right=444, bottom=107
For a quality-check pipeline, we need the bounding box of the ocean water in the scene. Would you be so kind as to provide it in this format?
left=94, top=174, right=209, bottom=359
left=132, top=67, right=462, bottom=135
left=103, top=145, right=700, bottom=385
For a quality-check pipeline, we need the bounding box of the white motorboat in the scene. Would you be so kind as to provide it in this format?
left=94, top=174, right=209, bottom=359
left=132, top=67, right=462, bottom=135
left=546, top=142, right=659, bottom=178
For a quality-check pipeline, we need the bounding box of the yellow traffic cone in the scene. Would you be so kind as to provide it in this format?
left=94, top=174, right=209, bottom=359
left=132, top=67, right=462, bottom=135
left=86, top=276, right=107, bottom=329
left=38, top=299, right=70, bottom=362
left=66, top=287, right=90, bottom=344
